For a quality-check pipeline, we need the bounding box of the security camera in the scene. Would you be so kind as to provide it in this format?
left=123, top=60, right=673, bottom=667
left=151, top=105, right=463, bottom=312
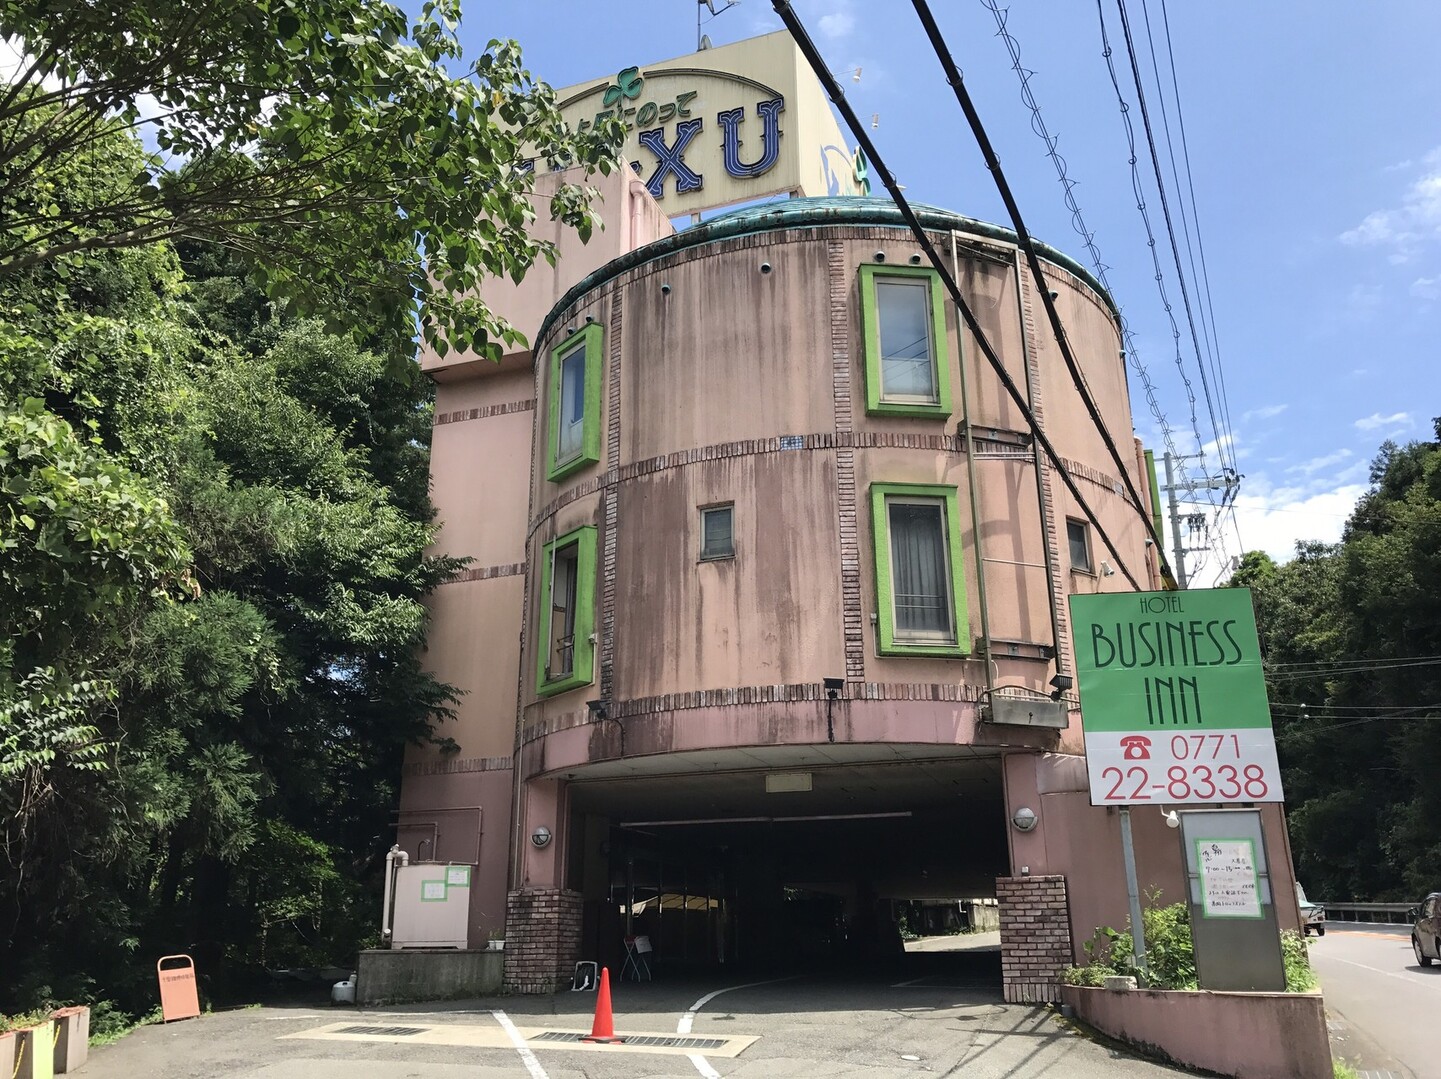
left=759, top=261, right=772, bottom=274
left=530, top=826, right=552, bottom=849
left=660, top=283, right=671, bottom=295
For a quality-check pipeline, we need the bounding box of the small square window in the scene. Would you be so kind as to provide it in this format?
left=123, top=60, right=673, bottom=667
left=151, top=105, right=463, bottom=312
left=700, top=504, right=735, bottom=561
left=1067, top=518, right=1093, bottom=574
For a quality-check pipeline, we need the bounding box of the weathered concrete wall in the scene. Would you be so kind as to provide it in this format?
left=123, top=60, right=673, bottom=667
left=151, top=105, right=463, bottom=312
left=355, top=948, right=502, bottom=1006
left=1061, top=984, right=1330, bottom=1079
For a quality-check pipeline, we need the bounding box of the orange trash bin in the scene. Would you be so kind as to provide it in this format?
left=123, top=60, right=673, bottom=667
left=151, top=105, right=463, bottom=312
left=157, top=955, right=201, bottom=1022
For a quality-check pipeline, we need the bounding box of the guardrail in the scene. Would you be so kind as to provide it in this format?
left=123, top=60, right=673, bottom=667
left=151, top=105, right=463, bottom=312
left=1317, top=902, right=1413, bottom=925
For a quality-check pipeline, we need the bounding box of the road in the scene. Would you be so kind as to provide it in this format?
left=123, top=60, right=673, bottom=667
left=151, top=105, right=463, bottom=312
left=84, top=947, right=1193, bottom=1079
left=1313, top=923, right=1441, bottom=1079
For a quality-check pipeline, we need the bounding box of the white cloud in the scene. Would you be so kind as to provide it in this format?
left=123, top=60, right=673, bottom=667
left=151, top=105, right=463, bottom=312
left=1411, top=275, right=1441, bottom=300
left=1222, top=478, right=1366, bottom=570
left=1354, top=411, right=1412, bottom=432
left=1241, top=403, right=1288, bottom=423
left=816, top=0, right=857, bottom=39
left=1286, top=449, right=1352, bottom=475
left=1340, top=151, right=1441, bottom=257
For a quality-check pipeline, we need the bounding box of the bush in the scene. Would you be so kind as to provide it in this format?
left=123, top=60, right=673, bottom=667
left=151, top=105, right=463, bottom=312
left=1061, top=900, right=1316, bottom=993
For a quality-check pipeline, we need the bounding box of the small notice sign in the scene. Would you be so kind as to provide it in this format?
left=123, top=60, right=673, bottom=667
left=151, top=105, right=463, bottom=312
left=1196, top=839, right=1262, bottom=919
left=420, top=879, right=447, bottom=902
left=445, top=865, right=471, bottom=887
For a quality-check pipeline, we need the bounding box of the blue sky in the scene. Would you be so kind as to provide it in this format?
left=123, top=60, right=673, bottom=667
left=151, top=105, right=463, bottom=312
left=464, top=1, right=1440, bottom=582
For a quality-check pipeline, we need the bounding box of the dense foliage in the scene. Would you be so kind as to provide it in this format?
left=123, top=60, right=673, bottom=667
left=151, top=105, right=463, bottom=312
left=0, top=4, right=607, bottom=1013
left=0, top=0, right=620, bottom=357
left=1231, top=419, right=1441, bottom=902
left=1062, top=900, right=1317, bottom=993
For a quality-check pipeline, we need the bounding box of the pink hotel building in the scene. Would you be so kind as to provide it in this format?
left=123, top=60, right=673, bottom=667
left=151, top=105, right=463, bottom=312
left=396, top=34, right=1299, bottom=1001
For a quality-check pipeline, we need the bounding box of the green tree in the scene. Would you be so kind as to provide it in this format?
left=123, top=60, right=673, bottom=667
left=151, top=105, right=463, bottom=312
left=1231, top=418, right=1441, bottom=901
left=0, top=0, right=621, bottom=356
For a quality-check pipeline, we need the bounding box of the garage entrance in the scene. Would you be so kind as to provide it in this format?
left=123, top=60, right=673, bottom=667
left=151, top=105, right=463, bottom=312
left=561, top=744, right=1013, bottom=979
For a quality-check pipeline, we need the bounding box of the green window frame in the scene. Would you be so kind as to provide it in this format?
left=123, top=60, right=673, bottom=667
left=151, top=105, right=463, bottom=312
left=869, top=482, right=970, bottom=657
left=859, top=264, right=953, bottom=418
left=536, top=525, right=598, bottom=697
left=546, top=324, right=604, bottom=482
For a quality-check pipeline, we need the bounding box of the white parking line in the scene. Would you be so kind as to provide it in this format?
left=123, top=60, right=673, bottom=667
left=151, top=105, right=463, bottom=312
left=491, top=1010, right=549, bottom=1079
left=678, top=976, right=800, bottom=1078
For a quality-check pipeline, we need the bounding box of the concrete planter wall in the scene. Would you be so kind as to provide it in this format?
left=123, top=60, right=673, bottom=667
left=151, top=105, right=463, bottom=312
left=0, top=1031, right=16, bottom=1078
left=1061, top=984, right=1330, bottom=1079
left=14, top=1018, right=55, bottom=1079
left=51, top=1006, right=89, bottom=1073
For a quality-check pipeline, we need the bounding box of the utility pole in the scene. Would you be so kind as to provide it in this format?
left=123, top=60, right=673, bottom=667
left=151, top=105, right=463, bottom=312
left=1160, top=451, right=1241, bottom=589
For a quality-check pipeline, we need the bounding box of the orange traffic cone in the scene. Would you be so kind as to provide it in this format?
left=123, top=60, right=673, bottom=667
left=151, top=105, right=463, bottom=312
left=581, top=966, right=624, bottom=1044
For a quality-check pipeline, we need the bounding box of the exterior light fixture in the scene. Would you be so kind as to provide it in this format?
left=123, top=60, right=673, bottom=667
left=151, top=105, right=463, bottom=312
left=822, top=677, right=844, bottom=743
left=588, top=699, right=624, bottom=756
left=1011, top=807, right=1038, bottom=832
left=909, top=254, right=923, bottom=265
left=530, top=826, right=552, bottom=848
left=872, top=251, right=886, bottom=262
left=586, top=699, right=608, bottom=721
left=1048, top=673, right=1073, bottom=702
left=760, top=261, right=772, bottom=274
left=1162, top=810, right=1180, bottom=829
left=660, top=283, right=672, bottom=295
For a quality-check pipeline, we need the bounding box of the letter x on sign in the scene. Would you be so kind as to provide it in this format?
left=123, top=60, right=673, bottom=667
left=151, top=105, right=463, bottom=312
left=639, top=119, right=704, bottom=199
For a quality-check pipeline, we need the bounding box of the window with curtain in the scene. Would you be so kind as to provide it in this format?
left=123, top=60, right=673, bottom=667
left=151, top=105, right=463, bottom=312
left=887, top=499, right=952, bottom=640
left=556, top=343, right=586, bottom=465
left=700, top=504, right=735, bottom=560
left=875, top=277, right=937, bottom=402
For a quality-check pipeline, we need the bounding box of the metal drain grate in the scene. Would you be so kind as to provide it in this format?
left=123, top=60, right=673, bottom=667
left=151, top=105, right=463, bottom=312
left=334, top=1025, right=429, bottom=1037
left=530, top=1031, right=727, bottom=1050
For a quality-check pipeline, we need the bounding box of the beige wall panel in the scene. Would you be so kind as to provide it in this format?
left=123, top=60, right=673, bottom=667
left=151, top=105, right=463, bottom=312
left=611, top=451, right=844, bottom=700
left=618, top=241, right=835, bottom=459
left=416, top=576, right=525, bottom=760
left=429, top=404, right=534, bottom=566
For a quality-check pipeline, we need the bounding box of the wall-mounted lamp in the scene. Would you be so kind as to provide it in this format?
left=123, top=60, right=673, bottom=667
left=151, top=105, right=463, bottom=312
left=759, top=261, right=772, bottom=274
left=872, top=251, right=886, bottom=262
left=530, top=825, right=552, bottom=849
left=1012, top=807, right=1039, bottom=833
left=1048, top=673, right=1073, bottom=702
left=1048, top=289, right=1059, bottom=300
left=585, top=315, right=596, bottom=324
left=823, top=677, right=844, bottom=743
left=1162, top=810, right=1180, bottom=829
left=660, top=283, right=672, bottom=295
left=566, top=325, right=577, bottom=335
left=588, top=698, right=624, bottom=756
left=909, top=254, right=923, bottom=265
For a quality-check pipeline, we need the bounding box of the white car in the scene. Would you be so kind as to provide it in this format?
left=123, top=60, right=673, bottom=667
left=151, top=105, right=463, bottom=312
left=1296, top=882, right=1326, bottom=937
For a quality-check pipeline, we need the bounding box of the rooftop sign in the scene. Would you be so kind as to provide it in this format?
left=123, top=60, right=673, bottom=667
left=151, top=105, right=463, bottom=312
left=543, top=31, right=865, bottom=218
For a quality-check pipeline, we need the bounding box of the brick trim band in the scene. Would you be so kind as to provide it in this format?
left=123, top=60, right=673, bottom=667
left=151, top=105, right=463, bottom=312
left=520, top=678, right=986, bottom=744
left=444, top=561, right=526, bottom=585
left=401, top=755, right=512, bottom=777
left=434, top=399, right=536, bottom=427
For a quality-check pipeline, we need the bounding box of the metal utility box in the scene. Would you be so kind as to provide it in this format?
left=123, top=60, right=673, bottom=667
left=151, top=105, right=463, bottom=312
left=392, top=863, right=474, bottom=949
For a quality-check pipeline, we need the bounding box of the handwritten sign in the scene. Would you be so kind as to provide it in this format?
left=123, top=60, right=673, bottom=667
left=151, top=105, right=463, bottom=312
left=420, top=879, right=446, bottom=902
left=445, top=865, right=471, bottom=888
left=1196, top=839, right=1262, bottom=919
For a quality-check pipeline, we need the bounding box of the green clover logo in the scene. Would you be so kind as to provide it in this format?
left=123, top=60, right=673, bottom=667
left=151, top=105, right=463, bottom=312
left=602, top=66, right=644, bottom=108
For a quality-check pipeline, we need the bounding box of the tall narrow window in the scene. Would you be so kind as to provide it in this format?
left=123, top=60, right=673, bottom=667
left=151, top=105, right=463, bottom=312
left=546, top=324, right=604, bottom=482
left=548, top=542, right=579, bottom=679
left=887, top=500, right=951, bottom=639
left=876, top=278, right=937, bottom=402
left=700, top=504, right=735, bottom=561
left=1067, top=518, right=1093, bottom=574
left=870, top=483, right=970, bottom=657
left=860, top=264, right=952, bottom=417
left=537, top=526, right=597, bottom=696
left=556, top=344, right=586, bottom=466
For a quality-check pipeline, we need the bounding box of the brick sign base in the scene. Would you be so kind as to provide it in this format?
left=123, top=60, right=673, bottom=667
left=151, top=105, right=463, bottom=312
left=997, top=874, right=1072, bottom=1003
left=504, top=888, right=583, bottom=994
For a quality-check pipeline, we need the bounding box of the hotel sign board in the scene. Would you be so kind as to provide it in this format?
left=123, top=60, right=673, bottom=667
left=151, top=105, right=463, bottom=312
left=1068, top=588, right=1283, bottom=806
left=541, top=31, right=865, bottom=218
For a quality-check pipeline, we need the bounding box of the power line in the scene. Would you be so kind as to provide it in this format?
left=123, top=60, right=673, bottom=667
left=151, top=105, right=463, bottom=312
left=770, top=0, right=1158, bottom=592
left=906, top=0, right=1175, bottom=576
left=975, top=0, right=1191, bottom=502
left=1265, top=654, right=1441, bottom=670
left=1265, top=659, right=1441, bottom=680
